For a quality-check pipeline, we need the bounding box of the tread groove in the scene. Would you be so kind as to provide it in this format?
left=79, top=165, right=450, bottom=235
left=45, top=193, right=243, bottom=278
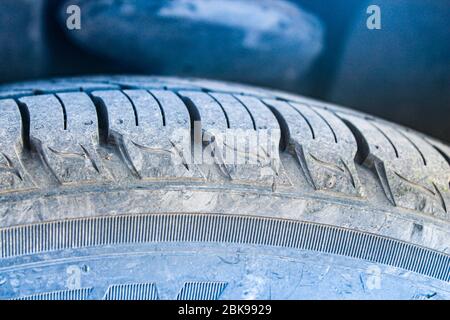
left=310, top=105, right=338, bottom=143
left=146, top=90, right=166, bottom=126
left=395, top=128, right=427, bottom=166
left=14, top=99, right=31, bottom=150
left=176, top=93, right=201, bottom=160
left=121, top=90, right=139, bottom=126
left=233, top=94, right=257, bottom=131
left=432, top=182, right=447, bottom=213
left=53, top=94, right=68, bottom=130
left=206, top=92, right=230, bottom=129
left=431, top=145, right=450, bottom=165
left=337, top=117, right=370, bottom=165
left=287, top=102, right=315, bottom=140
left=261, top=100, right=289, bottom=151
left=86, top=93, right=109, bottom=144
left=371, top=122, right=399, bottom=158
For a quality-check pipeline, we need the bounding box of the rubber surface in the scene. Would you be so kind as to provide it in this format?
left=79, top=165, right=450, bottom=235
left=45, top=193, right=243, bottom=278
left=0, top=76, right=449, bottom=299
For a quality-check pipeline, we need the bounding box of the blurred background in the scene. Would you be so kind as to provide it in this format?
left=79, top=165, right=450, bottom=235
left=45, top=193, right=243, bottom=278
left=0, top=0, right=449, bottom=141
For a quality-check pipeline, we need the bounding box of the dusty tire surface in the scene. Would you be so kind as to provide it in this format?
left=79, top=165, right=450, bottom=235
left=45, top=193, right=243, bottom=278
left=0, top=76, right=449, bottom=300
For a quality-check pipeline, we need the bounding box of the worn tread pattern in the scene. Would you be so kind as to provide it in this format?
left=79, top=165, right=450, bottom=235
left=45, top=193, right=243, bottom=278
left=0, top=76, right=449, bottom=218
left=90, top=89, right=204, bottom=182
left=338, top=113, right=450, bottom=217
left=264, top=99, right=365, bottom=197
left=178, top=91, right=286, bottom=185
left=19, top=93, right=108, bottom=185
left=0, top=99, right=33, bottom=192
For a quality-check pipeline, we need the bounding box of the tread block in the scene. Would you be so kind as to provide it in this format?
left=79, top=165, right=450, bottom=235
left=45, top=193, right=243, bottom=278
left=19, top=93, right=108, bottom=185
left=265, top=99, right=364, bottom=197
left=339, top=114, right=450, bottom=216
left=176, top=282, right=228, bottom=300
left=1, top=76, right=449, bottom=223
left=91, top=90, right=203, bottom=180
left=122, top=90, right=164, bottom=127
left=404, top=132, right=450, bottom=199
left=209, top=93, right=254, bottom=130
left=234, top=95, right=280, bottom=131
left=149, top=90, right=191, bottom=130
left=179, top=91, right=287, bottom=185
left=0, top=99, right=33, bottom=192
left=103, top=282, right=159, bottom=300
left=12, top=288, right=92, bottom=300
left=428, top=138, right=450, bottom=172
